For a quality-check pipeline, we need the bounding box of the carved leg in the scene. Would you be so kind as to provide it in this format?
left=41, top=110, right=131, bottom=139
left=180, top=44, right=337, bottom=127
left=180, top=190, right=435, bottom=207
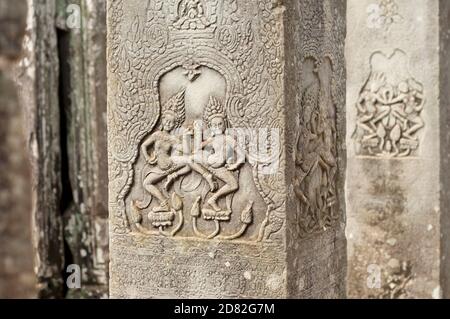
left=143, top=174, right=169, bottom=212
left=207, top=169, right=239, bottom=212
left=357, top=114, right=376, bottom=133
left=371, top=108, right=390, bottom=125
left=404, top=117, right=424, bottom=140
left=370, top=108, right=390, bottom=144
left=164, top=165, right=191, bottom=191
left=189, top=162, right=218, bottom=191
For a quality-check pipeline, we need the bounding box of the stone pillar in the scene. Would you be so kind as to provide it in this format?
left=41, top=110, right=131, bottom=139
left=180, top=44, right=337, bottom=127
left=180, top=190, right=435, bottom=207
left=56, top=0, right=109, bottom=298
left=0, top=0, right=36, bottom=298
left=12, top=0, right=110, bottom=298
left=346, top=0, right=450, bottom=298
left=107, top=0, right=347, bottom=298
left=16, top=0, right=65, bottom=298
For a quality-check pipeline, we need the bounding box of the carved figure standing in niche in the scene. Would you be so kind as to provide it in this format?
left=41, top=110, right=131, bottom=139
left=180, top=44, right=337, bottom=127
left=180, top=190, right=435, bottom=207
left=140, top=89, right=191, bottom=213
left=294, top=58, right=338, bottom=233
left=190, top=96, right=244, bottom=212
left=295, top=86, right=324, bottom=229
left=174, top=0, right=210, bottom=30
left=316, top=61, right=337, bottom=208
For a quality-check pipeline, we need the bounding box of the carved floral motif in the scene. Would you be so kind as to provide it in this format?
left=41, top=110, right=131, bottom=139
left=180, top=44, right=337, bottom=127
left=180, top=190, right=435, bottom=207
left=367, top=0, right=404, bottom=31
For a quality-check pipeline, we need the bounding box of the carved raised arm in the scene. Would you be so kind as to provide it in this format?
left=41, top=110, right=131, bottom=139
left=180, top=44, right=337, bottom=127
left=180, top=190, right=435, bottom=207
left=226, top=136, right=246, bottom=171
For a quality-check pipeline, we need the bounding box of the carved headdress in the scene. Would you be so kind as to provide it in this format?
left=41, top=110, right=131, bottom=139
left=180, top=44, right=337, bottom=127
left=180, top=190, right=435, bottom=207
left=203, top=96, right=227, bottom=127
left=161, top=88, right=186, bottom=128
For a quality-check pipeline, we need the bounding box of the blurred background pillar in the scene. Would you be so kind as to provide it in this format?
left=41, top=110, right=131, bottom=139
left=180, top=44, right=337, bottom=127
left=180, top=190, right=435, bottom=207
left=0, top=0, right=36, bottom=299
left=14, top=0, right=65, bottom=298
left=9, top=0, right=109, bottom=298
left=55, top=0, right=109, bottom=299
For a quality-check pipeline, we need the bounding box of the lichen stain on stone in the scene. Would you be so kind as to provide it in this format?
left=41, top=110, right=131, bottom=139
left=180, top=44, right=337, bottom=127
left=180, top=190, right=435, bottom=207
left=363, top=163, right=406, bottom=235
left=349, top=161, right=414, bottom=298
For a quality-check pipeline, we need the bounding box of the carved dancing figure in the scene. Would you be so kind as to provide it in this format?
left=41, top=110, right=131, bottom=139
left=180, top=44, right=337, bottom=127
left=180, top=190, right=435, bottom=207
left=140, top=89, right=191, bottom=213
left=355, top=73, right=390, bottom=141
left=294, top=59, right=339, bottom=232
left=316, top=62, right=337, bottom=207
left=294, top=74, right=321, bottom=224
left=390, top=80, right=425, bottom=140
left=190, top=96, right=245, bottom=212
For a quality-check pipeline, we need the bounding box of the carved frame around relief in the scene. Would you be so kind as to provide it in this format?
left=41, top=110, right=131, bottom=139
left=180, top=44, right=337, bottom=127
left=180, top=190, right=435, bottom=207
left=108, top=0, right=285, bottom=242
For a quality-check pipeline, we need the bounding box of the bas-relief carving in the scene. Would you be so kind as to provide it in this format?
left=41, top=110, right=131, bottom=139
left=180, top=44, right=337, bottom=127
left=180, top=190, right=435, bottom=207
left=291, top=0, right=345, bottom=237
left=131, top=85, right=255, bottom=240
left=353, top=49, right=425, bottom=158
left=294, top=57, right=339, bottom=235
left=107, top=0, right=347, bottom=298
left=367, top=0, right=404, bottom=32
left=108, top=0, right=285, bottom=243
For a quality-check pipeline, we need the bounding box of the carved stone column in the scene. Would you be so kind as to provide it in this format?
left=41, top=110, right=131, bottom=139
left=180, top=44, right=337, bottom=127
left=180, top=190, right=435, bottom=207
left=347, top=0, right=450, bottom=298
left=107, top=0, right=347, bottom=298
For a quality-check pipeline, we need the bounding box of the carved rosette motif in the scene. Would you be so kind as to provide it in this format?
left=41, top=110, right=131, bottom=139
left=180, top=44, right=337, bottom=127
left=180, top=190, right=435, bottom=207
left=353, top=49, right=425, bottom=158
left=367, top=0, right=404, bottom=32
left=107, top=0, right=285, bottom=241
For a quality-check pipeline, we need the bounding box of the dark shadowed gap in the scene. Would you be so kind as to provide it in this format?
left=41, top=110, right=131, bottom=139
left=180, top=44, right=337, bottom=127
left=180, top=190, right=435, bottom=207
left=56, top=27, right=74, bottom=297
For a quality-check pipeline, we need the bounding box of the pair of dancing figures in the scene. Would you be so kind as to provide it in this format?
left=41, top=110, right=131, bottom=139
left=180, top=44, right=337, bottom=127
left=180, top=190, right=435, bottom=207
left=140, top=91, right=244, bottom=214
